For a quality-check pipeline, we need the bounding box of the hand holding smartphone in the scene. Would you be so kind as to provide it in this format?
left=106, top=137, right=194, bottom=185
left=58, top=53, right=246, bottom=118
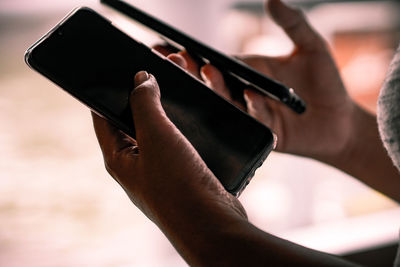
left=25, top=7, right=275, bottom=196
left=102, top=0, right=306, bottom=114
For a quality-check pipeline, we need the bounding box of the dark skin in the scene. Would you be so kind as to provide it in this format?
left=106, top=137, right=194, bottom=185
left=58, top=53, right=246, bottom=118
left=92, top=0, right=399, bottom=265
left=161, top=0, right=400, bottom=202
left=92, top=71, right=358, bottom=266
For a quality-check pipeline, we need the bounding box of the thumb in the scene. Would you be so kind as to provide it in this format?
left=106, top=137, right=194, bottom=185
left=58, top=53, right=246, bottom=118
left=130, top=71, right=171, bottom=144
left=266, top=0, right=325, bottom=51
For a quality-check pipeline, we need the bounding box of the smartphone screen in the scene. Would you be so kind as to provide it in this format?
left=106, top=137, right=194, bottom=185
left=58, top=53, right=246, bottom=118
left=25, top=8, right=275, bottom=195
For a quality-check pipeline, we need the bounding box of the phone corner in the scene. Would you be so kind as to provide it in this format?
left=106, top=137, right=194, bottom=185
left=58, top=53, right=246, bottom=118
left=24, top=48, right=33, bottom=68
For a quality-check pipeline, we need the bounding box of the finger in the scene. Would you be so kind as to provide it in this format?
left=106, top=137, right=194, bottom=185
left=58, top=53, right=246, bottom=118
left=167, top=53, right=188, bottom=69
left=152, top=43, right=179, bottom=57
left=244, top=89, right=275, bottom=127
left=266, top=0, right=325, bottom=51
left=91, top=112, right=137, bottom=157
left=178, top=50, right=202, bottom=79
left=130, top=71, right=174, bottom=146
left=200, top=64, right=231, bottom=100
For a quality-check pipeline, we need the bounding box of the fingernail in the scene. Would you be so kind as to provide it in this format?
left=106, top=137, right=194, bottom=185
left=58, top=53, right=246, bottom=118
left=200, top=73, right=213, bottom=89
left=135, top=71, right=149, bottom=86
left=243, top=90, right=251, bottom=104
left=200, top=65, right=213, bottom=83
left=243, top=89, right=254, bottom=101
left=200, top=68, right=209, bottom=82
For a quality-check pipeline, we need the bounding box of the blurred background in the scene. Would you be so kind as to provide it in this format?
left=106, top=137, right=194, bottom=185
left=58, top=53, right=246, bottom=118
left=1, top=0, right=400, bottom=266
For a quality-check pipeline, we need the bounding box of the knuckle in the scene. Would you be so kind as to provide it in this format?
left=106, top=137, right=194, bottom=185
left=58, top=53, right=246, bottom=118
left=104, top=159, right=116, bottom=176
left=103, top=152, right=121, bottom=177
left=131, top=82, right=160, bottom=100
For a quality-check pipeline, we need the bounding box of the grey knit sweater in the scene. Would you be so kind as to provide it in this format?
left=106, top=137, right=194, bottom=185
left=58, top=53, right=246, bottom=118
left=377, top=44, right=400, bottom=267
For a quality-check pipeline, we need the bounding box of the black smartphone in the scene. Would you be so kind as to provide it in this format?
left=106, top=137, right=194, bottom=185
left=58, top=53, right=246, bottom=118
left=25, top=7, right=275, bottom=196
left=101, top=0, right=306, bottom=114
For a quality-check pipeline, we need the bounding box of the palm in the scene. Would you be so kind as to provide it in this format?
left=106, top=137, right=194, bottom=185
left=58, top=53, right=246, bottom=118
left=241, top=48, right=354, bottom=158
left=159, top=0, right=356, bottom=160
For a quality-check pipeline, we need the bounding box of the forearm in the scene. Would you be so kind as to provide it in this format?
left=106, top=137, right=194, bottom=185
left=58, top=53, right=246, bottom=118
left=149, top=190, right=358, bottom=266
left=144, top=185, right=248, bottom=265
left=321, top=103, right=400, bottom=202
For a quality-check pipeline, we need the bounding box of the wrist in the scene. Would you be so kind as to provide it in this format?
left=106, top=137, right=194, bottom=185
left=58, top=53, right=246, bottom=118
left=140, top=181, right=248, bottom=262
left=335, top=103, right=380, bottom=170
left=306, top=97, right=359, bottom=165
left=161, top=196, right=248, bottom=265
left=343, top=104, right=374, bottom=156
left=318, top=101, right=400, bottom=201
left=325, top=101, right=368, bottom=166
left=138, top=173, right=246, bottom=227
